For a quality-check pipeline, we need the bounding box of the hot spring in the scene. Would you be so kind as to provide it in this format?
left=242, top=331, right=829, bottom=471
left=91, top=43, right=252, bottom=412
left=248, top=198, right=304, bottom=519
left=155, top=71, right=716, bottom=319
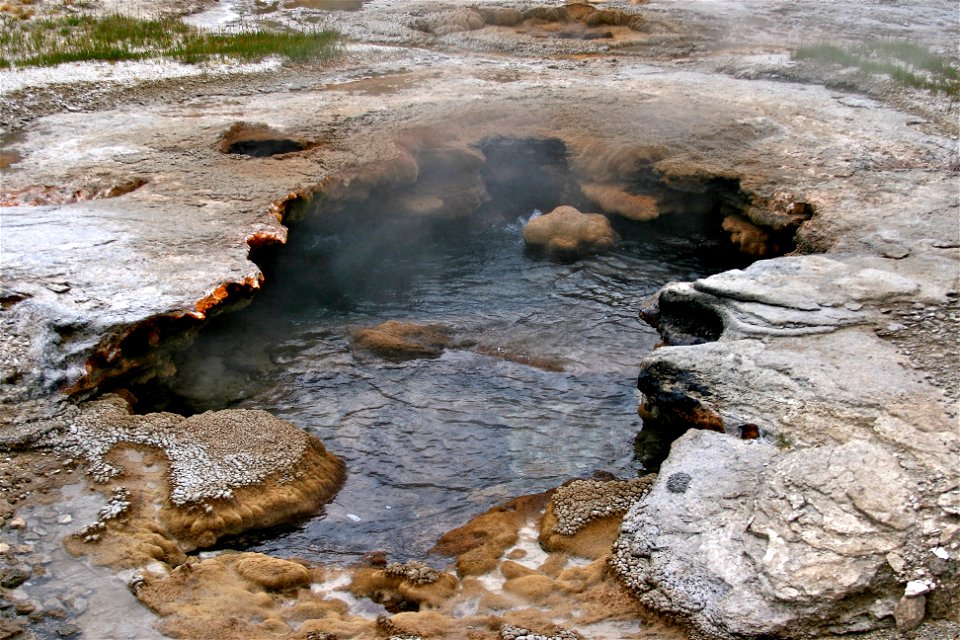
left=123, top=136, right=762, bottom=564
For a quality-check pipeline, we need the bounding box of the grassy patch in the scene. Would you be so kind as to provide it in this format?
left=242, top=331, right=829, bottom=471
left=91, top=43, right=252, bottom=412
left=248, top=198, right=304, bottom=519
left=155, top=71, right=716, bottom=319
left=0, top=13, right=341, bottom=68
left=793, top=40, right=959, bottom=97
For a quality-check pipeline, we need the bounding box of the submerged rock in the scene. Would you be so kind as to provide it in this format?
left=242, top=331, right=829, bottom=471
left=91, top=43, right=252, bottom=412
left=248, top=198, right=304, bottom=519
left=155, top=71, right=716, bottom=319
left=522, top=205, right=619, bottom=260
left=351, top=320, right=453, bottom=361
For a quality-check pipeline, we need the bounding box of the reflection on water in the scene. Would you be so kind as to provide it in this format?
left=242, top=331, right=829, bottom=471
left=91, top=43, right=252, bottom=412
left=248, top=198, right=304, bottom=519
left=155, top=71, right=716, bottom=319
left=10, top=483, right=167, bottom=640
left=158, top=204, right=734, bottom=563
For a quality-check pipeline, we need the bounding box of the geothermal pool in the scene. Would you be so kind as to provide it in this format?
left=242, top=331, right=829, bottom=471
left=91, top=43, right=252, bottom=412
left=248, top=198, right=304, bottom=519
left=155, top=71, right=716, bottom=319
left=137, top=141, right=747, bottom=564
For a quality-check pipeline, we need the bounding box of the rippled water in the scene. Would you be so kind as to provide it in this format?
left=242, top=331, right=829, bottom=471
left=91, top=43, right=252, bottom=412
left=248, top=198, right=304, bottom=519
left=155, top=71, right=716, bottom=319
left=157, top=205, right=736, bottom=563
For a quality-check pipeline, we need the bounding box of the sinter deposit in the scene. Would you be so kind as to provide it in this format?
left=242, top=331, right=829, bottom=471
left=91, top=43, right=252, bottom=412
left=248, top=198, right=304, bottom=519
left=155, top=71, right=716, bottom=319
left=0, top=0, right=958, bottom=639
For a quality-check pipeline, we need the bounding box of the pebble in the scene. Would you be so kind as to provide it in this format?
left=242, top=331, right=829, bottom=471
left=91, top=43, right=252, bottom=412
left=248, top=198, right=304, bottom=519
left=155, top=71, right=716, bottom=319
left=886, top=552, right=905, bottom=573
left=57, top=515, right=72, bottom=525
left=64, top=596, right=87, bottom=614
left=23, top=553, right=50, bottom=566
left=14, top=600, right=36, bottom=614
left=894, top=593, right=926, bottom=631
left=0, top=565, right=31, bottom=589
left=904, top=580, right=932, bottom=597
left=8, top=517, right=26, bottom=529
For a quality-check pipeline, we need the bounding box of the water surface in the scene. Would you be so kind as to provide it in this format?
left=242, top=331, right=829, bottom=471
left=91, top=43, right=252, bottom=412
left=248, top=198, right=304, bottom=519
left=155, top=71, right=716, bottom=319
left=161, top=204, right=734, bottom=563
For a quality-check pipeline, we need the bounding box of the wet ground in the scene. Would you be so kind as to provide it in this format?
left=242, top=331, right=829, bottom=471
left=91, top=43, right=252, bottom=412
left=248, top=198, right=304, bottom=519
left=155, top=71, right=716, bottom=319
left=1, top=1, right=958, bottom=638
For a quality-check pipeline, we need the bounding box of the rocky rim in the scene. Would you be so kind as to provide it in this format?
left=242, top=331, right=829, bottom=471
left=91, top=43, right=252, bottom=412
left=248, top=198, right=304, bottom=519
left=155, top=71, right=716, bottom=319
left=1, top=1, right=958, bottom=639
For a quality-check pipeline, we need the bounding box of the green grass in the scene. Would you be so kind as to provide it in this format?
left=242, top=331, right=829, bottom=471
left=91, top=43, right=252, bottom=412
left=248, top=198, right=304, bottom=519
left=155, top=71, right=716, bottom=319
left=793, top=40, right=960, bottom=97
left=0, top=13, right=341, bottom=68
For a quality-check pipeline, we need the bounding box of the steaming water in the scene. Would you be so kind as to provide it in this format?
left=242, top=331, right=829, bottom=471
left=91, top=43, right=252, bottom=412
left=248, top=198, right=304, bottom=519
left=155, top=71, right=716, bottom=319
left=166, top=207, right=731, bottom=564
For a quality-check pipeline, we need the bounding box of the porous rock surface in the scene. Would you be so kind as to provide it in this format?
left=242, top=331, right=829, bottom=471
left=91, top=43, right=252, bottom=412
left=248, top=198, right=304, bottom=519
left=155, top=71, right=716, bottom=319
left=548, top=476, right=656, bottom=536
left=1, top=0, right=959, bottom=638
left=55, top=394, right=345, bottom=553
left=523, top=205, right=619, bottom=259
left=615, top=255, right=959, bottom=634
left=351, top=320, right=453, bottom=361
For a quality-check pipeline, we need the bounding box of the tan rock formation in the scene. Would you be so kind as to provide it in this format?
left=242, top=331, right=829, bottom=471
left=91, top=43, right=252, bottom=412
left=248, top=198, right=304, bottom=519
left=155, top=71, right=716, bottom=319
left=103, top=480, right=686, bottom=640
left=581, top=183, right=660, bottom=221
left=235, top=553, right=312, bottom=590
left=136, top=553, right=357, bottom=640
left=540, top=476, right=656, bottom=559
left=351, top=320, right=453, bottom=361
left=431, top=493, right=550, bottom=577
left=59, top=396, right=345, bottom=564
left=350, top=564, right=458, bottom=611
left=522, top=206, right=619, bottom=259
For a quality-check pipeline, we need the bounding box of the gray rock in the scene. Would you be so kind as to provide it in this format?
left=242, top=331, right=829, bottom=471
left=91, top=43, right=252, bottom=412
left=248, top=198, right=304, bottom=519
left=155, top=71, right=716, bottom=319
left=894, top=594, right=925, bottom=631
left=614, top=431, right=946, bottom=637
left=0, top=565, right=31, bottom=589
left=620, top=249, right=959, bottom=638
left=665, top=472, right=691, bottom=494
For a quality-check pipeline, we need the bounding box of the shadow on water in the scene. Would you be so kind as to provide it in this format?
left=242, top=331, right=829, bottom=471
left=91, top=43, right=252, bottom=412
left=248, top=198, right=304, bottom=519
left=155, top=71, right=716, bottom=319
left=130, top=137, right=753, bottom=563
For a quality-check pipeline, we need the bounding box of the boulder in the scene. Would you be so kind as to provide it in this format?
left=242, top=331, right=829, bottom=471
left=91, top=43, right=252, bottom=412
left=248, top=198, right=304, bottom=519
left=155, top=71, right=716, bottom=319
left=58, top=395, right=346, bottom=560
left=612, top=431, right=940, bottom=638
left=522, top=205, right=619, bottom=259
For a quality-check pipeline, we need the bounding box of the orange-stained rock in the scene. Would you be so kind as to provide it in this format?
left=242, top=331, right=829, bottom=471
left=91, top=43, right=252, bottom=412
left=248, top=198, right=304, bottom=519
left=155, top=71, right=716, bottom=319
left=523, top=206, right=619, bottom=259
left=431, top=492, right=550, bottom=577
left=582, top=183, right=660, bottom=221
left=723, top=213, right=775, bottom=257
left=236, top=553, right=311, bottom=591
left=351, top=320, right=453, bottom=361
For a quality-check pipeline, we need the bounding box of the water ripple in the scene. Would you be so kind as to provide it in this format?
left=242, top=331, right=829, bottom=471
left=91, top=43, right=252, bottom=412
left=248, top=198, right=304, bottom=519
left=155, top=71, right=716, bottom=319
left=168, top=213, right=729, bottom=562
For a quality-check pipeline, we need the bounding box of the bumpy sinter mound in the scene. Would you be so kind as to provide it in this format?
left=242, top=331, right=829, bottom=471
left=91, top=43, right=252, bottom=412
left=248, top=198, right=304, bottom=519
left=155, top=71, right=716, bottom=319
left=523, top=205, right=619, bottom=259
left=56, top=395, right=345, bottom=560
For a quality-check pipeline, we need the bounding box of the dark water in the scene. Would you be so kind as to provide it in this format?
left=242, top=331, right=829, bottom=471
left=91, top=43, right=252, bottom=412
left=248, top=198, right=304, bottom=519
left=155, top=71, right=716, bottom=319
left=160, top=204, right=736, bottom=564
